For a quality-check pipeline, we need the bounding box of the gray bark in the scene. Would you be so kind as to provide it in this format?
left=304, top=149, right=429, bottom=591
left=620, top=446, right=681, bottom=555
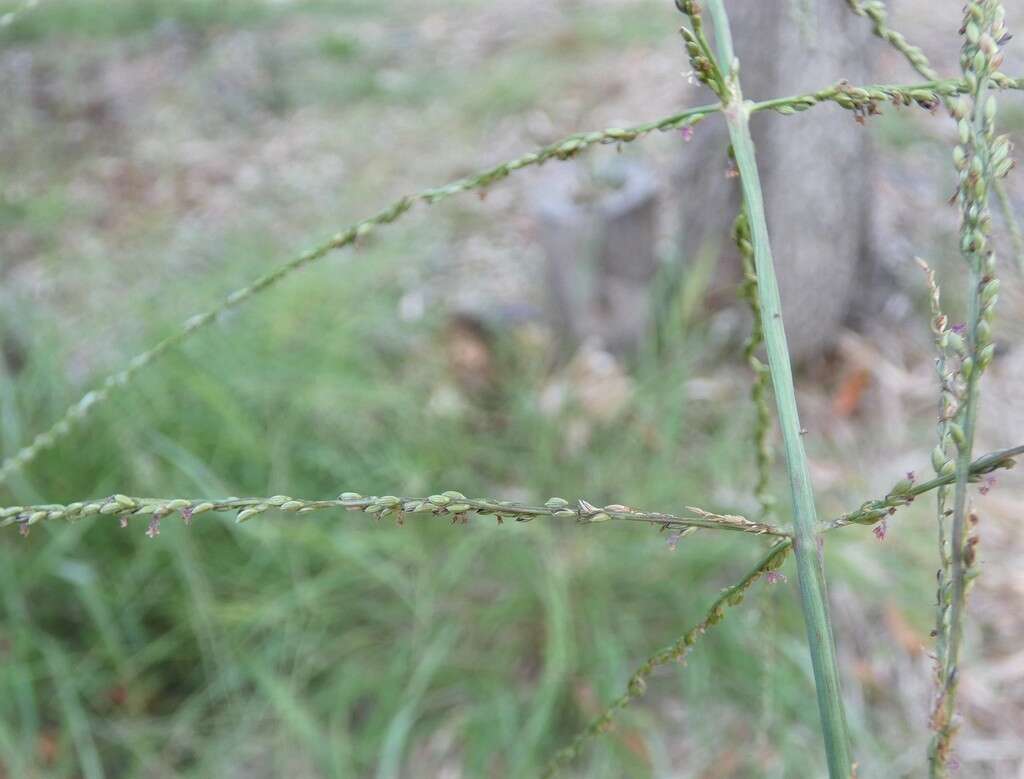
left=534, top=160, right=660, bottom=355
left=678, top=1, right=875, bottom=363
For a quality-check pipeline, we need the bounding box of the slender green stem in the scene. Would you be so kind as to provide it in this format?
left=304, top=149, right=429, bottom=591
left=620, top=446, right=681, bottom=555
left=704, top=0, right=735, bottom=76
left=726, top=107, right=852, bottom=777
left=704, top=2, right=852, bottom=773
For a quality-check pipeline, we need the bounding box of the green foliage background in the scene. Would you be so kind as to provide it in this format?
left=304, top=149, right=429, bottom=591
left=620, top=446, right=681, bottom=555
left=0, top=0, right=995, bottom=776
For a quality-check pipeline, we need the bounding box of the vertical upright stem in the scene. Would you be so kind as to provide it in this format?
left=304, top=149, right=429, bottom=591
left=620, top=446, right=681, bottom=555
left=702, top=3, right=852, bottom=774
left=704, top=0, right=735, bottom=75
left=929, top=3, right=1008, bottom=771
left=726, top=102, right=852, bottom=777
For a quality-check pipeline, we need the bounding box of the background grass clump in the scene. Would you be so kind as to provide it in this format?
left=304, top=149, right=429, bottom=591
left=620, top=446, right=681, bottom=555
left=0, top=241, right=945, bottom=777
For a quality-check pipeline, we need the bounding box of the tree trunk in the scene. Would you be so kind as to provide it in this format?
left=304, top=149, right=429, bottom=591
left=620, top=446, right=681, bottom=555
left=534, top=160, right=661, bottom=356
left=678, top=1, right=875, bottom=364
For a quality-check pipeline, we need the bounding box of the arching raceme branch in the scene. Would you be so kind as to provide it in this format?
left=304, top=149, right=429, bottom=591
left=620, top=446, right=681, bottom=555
left=0, top=491, right=782, bottom=537
left=845, top=0, right=939, bottom=79
left=0, top=106, right=715, bottom=487
left=823, top=444, right=1022, bottom=532
left=3, top=445, right=1019, bottom=538
left=2, top=75, right=1021, bottom=485
left=540, top=539, right=792, bottom=778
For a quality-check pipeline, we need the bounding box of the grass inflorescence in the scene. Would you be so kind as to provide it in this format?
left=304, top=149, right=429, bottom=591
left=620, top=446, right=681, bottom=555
left=929, top=3, right=1013, bottom=774
left=3, top=75, right=1020, bottom=487
left=2, top=0, right=1022, bottom=776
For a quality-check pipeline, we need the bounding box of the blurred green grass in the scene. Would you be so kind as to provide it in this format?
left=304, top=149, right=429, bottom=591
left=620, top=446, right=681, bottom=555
left=0, top=1, right=949, bottom=777
left=0, top=247, right=724, bottom=774
left=0, top=239, right=940, bottom=777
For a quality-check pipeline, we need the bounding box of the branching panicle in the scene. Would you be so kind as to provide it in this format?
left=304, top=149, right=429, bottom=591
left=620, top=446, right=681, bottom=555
left=0, top=108, right=715, bottom=485
left=4, top=77, right=1018, bottom=487
left=1, top=3, right=1023, bottom=776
